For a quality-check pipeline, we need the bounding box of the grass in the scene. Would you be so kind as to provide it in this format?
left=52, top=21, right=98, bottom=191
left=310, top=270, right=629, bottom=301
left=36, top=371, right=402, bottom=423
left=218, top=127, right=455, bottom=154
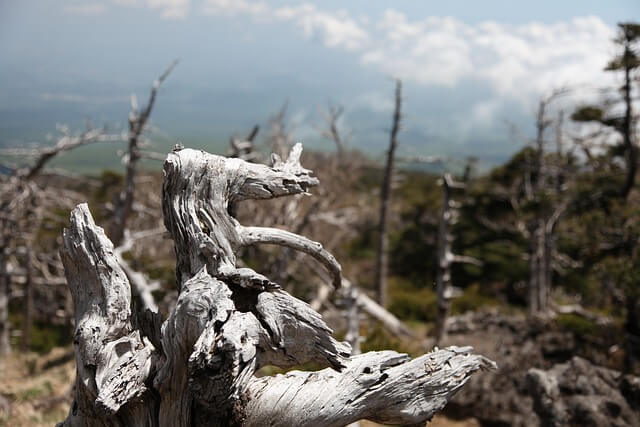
left=555, top=313, right=600, bottom=338
left=0, top=347, right=75, bottom=427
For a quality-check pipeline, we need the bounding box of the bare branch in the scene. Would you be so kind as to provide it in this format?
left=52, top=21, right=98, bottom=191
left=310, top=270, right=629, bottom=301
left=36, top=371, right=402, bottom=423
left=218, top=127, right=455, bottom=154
left=239, top=226, right=342, bottom=289
left=321, top=103, right=346, bottom=155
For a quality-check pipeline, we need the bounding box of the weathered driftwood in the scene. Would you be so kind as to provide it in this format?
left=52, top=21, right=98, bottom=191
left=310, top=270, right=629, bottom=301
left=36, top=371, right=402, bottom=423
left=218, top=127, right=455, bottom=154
left=59, top=144, right=495, bottom=426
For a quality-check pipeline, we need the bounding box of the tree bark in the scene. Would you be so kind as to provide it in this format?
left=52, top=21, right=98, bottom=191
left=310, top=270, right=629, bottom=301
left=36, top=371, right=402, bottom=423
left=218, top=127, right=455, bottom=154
left=58, top=145, right=495, bottom=426
left=374, top=79, right=402, bottom=307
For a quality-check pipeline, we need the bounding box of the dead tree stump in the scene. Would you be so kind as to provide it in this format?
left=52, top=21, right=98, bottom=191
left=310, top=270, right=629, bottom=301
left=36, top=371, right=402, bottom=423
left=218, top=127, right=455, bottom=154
left=58, top=144, right=496, bottom=426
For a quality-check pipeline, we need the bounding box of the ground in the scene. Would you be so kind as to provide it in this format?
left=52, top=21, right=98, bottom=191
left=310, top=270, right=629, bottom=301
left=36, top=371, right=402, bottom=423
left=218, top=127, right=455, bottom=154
left=0, top=347, right=74, bottom=426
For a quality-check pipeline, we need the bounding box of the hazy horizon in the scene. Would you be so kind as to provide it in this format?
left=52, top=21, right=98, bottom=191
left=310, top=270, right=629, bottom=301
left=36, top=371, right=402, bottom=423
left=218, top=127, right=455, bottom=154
left=2, top=0, right=639, bottom=171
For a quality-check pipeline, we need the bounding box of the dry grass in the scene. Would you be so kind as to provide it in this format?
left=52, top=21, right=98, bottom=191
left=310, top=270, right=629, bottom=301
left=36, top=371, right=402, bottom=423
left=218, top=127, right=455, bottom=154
left=0, top=347, right=74, bottom=426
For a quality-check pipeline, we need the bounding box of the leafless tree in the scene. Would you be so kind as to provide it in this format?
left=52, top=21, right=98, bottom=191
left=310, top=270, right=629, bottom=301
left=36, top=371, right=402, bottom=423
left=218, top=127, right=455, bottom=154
left=374, top=79, right=402, bottom=307
left=321, top=103, right=348, bottom=155
left=109, top=60, right=177, bottom=246
left=0, top=126, right=122, bottom=354
left=266, top=102, right=293, bottom=159
left=229, top=124, right=260, bottom=162
left=434, top=173, right=481, bottom=346
left=526, top=90, right=570, bottom=317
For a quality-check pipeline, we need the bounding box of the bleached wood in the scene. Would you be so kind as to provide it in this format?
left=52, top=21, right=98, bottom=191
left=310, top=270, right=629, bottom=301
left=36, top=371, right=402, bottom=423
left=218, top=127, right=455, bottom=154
left=311, top=278, right=415, bottom=338
left=58, top=144, right=495, bottom=426
left=238, top=225, right=342, bottom=288
left=356, top=288, right=416, bottom=337
left=114, top=229, right=163, bottom=312
left=58, top=204, right=155, bottom=426
left=243, top=346, right=496, bottom=427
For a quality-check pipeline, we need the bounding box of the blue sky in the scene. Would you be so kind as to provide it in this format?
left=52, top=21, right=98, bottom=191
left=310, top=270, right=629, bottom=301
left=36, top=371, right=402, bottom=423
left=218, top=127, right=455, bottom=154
left=1, top=0, right=639, bottom=169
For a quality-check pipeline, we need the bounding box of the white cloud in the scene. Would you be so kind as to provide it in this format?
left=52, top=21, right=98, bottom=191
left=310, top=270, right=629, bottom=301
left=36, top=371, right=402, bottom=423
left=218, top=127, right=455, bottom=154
left=197, top=2, right=616, bottom=106
left=274, top=4, right=368, bottom=50
left=63, top=3, right=107, bottom=16
left=366, top=11, right=615, bottom=104
left=146, top=0, right=190, bottom=19
left=471, top=99, right=502, bottom=124
left=203, top=0, right=368, bottom=50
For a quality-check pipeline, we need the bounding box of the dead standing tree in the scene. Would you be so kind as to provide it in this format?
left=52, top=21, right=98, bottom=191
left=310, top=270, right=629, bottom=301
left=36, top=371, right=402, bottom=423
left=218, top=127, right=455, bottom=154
left=434, top=173, right=481, bottom=346
left=229, top=125, right=260, bottom=162
left=266, top=103, right=293, bottom=159
left=321, top=103, right=347, bottom=156
left=58, top=144, right=495, bottom=426
left=109, top=60, right=177, bottom=246
left=526, top=91, right=569, bottom=317
left=375, top=79, right=402, bottom=307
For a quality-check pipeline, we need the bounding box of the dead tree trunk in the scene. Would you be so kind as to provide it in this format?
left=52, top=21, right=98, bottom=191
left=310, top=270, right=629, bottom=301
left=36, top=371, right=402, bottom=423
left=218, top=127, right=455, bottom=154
left=434, top=174, right=480, bottom=346
left=435, top=174, right=457, bottom=346
left=528, top=92, right=566, bottom=318
left=110, top=60, right=177, bottom=245
left=529, top=99, right=549, bottom=317
left=322, top=104, right=347, bottom=156
left=375, top=79, right=402, bottom=307
left=58, top=144, right=495, bottom=426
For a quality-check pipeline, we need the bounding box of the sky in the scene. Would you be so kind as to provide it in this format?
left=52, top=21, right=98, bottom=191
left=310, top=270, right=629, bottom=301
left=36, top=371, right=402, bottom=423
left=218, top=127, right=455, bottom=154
left=1, top=0, right=639, bottom=170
